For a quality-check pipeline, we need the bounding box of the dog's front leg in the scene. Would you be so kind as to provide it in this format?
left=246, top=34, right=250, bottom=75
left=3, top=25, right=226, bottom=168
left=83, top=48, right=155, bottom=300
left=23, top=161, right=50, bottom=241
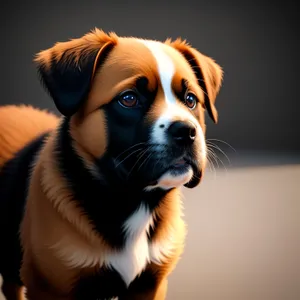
left=119, top=266, right=168, bottom=300
left=24, top=286, right=70, bottom=300
left=120, top=279, right=168, bottom=300
left=20, top=259, right=71, bottom=300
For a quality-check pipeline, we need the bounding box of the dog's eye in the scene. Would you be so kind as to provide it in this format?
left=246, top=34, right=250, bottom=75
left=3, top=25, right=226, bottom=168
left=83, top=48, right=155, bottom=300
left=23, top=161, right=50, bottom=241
left=185, top=92, right=197, bottom=110
left=118, top=90, right=139, bottom=108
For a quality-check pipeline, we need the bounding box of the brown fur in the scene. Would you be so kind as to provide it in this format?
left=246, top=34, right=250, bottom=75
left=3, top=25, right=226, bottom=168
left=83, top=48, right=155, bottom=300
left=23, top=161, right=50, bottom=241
left=77, top=37, right=159, bottom=116
left=0, top=29, right=223, bottom=299
left=165, top=38, right=223, bottom=123
left=0, top=105, right=59, bottom=168
left=34, top=29, right=118, bottom=72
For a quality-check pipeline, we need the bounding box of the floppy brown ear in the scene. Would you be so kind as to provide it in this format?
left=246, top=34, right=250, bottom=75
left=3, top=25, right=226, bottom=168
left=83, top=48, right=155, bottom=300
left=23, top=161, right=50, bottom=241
left=166, top=39, right=223, bottom=123
left=35, top=28, right=118, bottom=117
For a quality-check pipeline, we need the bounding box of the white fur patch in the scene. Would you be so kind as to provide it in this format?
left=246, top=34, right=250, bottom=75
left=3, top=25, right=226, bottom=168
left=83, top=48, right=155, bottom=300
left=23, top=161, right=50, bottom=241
left=140, top=40, right=177, bottom=145
left=105, top=204, right=153, bottom=286
left=141, top=40, right=176, bottom=106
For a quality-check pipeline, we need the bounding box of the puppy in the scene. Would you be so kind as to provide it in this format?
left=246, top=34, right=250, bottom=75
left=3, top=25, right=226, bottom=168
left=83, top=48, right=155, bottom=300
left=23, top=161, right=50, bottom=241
left=0, top=28, right=223, bottom=300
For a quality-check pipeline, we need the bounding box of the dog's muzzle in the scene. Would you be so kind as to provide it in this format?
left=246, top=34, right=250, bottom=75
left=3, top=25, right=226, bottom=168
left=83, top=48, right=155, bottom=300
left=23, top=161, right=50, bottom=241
left=144, top=119, right=204, bottom=190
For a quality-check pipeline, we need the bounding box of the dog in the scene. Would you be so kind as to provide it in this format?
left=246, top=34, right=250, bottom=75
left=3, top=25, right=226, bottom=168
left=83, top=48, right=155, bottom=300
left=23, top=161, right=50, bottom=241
left=0, top=28, right=223, bottom=300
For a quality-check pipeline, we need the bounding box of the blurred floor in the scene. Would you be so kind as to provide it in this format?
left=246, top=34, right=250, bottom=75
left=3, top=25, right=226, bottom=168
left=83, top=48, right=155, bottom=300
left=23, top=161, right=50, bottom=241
left=168, top=160, right=300, bottom=300
left=1, top=157, right=300, bottom=300
left=0, top=276, right=4, bottom=300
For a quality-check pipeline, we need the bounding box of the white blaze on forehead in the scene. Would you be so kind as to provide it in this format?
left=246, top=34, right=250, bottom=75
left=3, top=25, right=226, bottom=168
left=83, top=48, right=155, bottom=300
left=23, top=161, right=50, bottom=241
left=140, top=40, right=176, bottom=105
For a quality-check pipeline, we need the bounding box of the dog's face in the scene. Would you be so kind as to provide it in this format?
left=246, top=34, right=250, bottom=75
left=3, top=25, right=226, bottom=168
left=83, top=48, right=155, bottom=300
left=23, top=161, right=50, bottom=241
left=35, top=29, right=223, bottom=191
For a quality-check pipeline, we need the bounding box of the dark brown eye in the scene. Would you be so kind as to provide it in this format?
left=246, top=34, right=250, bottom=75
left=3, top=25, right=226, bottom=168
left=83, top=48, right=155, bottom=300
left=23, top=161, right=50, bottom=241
left=185, top=92, right=198, bottom=110
left=118, top=91, right=139, bottom=108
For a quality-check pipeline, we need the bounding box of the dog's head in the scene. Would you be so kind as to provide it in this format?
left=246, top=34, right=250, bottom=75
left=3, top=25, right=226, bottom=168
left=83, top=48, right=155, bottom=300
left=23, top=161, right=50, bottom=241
left=35, top=29, right=223, bottom=191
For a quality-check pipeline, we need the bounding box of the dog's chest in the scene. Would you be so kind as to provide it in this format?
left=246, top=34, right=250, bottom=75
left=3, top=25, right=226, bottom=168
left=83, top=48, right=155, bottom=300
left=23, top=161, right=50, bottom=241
left=54, top=205, right=169, bottom=288
left=105, top=205, right=154, bottom=287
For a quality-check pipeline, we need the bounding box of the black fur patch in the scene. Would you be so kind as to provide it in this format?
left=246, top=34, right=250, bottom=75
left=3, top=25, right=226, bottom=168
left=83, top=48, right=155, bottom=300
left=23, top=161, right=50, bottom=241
left=74, top=265, right=160, bottom=299
left=73, top=266, right=127, bottom=300
left=0, top=132, right=50, bottom=285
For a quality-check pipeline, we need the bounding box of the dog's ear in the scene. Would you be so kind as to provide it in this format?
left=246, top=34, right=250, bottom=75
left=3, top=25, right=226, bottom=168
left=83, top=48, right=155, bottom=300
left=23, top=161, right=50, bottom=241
left=166, top=38, right=223, bottom=123
left=35, top=28, right=118, bottom=117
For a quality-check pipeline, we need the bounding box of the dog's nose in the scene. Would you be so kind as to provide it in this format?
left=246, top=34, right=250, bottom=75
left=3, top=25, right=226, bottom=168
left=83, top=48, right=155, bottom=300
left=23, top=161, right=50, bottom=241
left=167, top=121, right=196, bottom=145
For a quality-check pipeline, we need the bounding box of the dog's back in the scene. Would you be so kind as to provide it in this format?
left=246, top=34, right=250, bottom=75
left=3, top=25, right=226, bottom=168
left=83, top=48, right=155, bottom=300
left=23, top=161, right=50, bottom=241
left=0, top=105, right=59, bottom=168
left=0, top=105, right=59, bottom=298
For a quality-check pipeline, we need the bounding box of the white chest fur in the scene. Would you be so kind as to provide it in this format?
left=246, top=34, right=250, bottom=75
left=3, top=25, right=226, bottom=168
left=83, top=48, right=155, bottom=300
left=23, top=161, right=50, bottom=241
left=105, top=204, right=154, bottom=286
left=52, top=204, right=172, bottom=287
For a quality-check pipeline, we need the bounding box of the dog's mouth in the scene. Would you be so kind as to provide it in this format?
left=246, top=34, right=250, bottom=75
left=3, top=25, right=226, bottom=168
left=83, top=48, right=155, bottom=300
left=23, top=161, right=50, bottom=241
left=111, top=148, right=202, bottom=190
left=172, top=157, right=202, bottom=189
left=145, top=157, right=202, bottom=190
left=167, top=157, right=192, bottom=174
left=172, top=158, right=189, bottom=168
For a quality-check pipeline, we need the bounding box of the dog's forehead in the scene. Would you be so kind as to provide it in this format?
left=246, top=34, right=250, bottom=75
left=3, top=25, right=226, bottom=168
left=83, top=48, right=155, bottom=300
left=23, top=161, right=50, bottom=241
left=85, top=37, right=199, bottom=113
left=119, top=37, right=197, bottom=81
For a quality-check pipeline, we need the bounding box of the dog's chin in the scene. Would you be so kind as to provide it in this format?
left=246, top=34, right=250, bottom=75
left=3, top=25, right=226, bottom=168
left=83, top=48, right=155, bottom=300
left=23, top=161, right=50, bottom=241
left=144, top=160, right=202, bottom=191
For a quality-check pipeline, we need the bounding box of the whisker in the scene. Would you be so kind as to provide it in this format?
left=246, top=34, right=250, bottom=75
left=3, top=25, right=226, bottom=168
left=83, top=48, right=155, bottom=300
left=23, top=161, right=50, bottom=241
left=206, top=145, right=228, bottom=175
left=206, top=154, right=217, bottom=180
left=210, top=151, right=228, bottom=173
left=207, top=149, right=221, bottom=178
left=137, top=147, right=150, bottom=159
left=206, top=143, right=231, bottom=165
left=127, top=146, right=153, bottom=178
left=150, top=147, right=168, bottom=178
left=206, top=139, right=237, bottom=153
left=137, top=151, right=154, bottom=173
left=115, top=142, right=147, bottom=160
left=115, top=147, right=144, bottom=168
left=206, top=148, right=220, bottom=169
left=206, top=156, right=213, bottom=172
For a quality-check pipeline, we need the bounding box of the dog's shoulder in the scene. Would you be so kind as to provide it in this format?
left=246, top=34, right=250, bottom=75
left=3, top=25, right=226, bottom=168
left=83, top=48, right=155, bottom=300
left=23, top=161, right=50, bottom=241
left=0, top=131, right=51, bottom=285
left=0, top=132, right=50, bottom=216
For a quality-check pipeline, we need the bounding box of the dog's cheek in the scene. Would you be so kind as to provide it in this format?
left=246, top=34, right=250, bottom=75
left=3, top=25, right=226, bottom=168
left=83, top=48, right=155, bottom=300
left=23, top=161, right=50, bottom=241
left=75, top=109, right=108, bottom=159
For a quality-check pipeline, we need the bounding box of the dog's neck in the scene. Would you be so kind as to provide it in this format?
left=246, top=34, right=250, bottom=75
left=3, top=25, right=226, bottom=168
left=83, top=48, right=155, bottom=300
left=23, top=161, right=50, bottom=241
left=55, top=118, right=171, bottom=249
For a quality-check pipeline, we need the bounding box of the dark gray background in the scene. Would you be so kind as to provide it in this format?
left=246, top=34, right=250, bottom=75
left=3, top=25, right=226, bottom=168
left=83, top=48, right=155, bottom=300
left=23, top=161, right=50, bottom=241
left=1, top=3, right=300, bottom=299
left=1, top=0, right=299, bottom=154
